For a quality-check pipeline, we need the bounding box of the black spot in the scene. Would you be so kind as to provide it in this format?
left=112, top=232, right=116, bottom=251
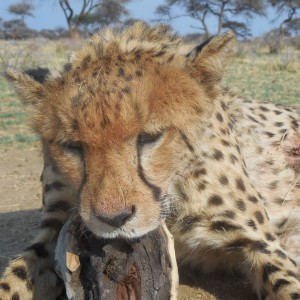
left=273, top=278, right=290, bottom=292
left=213, top=149, right=224, bottom=160
left=167, top=54, right=175, bottom=62
left=252, top=240, right=271, bottom=254
left=12, top=293, right=20, bottom=300
left=220, top=128, right=227, bottom=135
left=287, top=271, right=300, bottom=281
left=265, top=233, right=276, bottom=242
left=265, top=209, right=270, bottom=221
left=74, top=73, right=82, bottom=83
left=247, top=115, right=260, bottom=124
left=221, top=101, right=227, bottom=111
left=92, top=70, right=99, bottom=78
left=0, top=282, right=10, bottom=291
left=125, top=75, right=132, bottom=81
left=118, top=67, right=125, bottom=77
left=44, top=181, right=65, bottom=193
left=221, top=139, right=231, bottom=147
left=193, top=168, right=207, bottom=177
left=279, top=128, right=287, bottom=134
left=72, top=120, right=79, bottom=130
left=291, top=293, right=300, bottom=299
left=289, top=258, right=297, bottom=267
left=254, top=211, right=264, bottom=224
left=264, top=131, right=275, bottom=138
left=274, top=110, right=282, bottom=115
left=236, top=200, right=246, bottom=211
left=59, top=78, right=65, bottom=86
left=291, top=119, right=299, bottom=129
left=227, top=238, right=252, bottom=250
left=211, top=221, right=242, bottom=232
left=208, top=195, right=223, bottom=206
left=274, top=122, right=284, bottom=127
left=269, top=180, right=278, bottom=189
left=25, top=242, right=48, bottom=258
left=260, top=105, right=269, bottom=112
left=216, top=113, right=223, bottom=122
left=259, top=114, right=267, bottom=121
left=122, top=86, right=131, bottom=94
left=222, top=210, right=236, bottom=219
left=72, top=95, right=81, bottom=106
left=236, top=178, right=246, bottom=192
left=41, top=218, right=63, bottom=231
left=262, top=263, right=280, bottom=282
left=248, top=195, right=258, bottom=203
left=246, top=219, right=257, bottom=230
left=230, top=154, right=238, bottom=164
left=179, top=131, right=195, bottom=153
left=82, top=54, right=91, bottom=67
left=197, top=182, right=207, bottom=191
left=12, top=266, right=27, bottom=280
left=219, top=175, right=229, bottom=185
left=180, top=214, right=202, bottom=233
left=45, top=200, right=71, bottom=213
left=277, top=218, right=287, bottom=229
left=155, top=50, right=166, bottom=57
left=135, top=70, right=142, bottom=77
left=64, top=63, right=72, bottom=72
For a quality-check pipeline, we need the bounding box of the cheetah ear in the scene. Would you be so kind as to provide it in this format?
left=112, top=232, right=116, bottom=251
left=186, top=31, right=237, bottom=83
left=5, top=67, right=49, bottom=105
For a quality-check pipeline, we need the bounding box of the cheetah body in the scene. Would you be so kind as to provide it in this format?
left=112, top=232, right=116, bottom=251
left=1, top=23, right=300, bottom=300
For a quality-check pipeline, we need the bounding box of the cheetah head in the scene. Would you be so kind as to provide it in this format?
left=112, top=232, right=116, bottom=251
left=6, top=23, right=236, bottom=239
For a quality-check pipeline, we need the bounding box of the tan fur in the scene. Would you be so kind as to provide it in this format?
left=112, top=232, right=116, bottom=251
left=1, top=23, right=299, bottom=300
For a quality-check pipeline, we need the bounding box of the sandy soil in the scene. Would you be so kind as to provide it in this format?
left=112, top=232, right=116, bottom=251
left=0, top=147, right=257, bottom=300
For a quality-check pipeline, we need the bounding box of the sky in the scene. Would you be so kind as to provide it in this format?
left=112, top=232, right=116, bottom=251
left=0, top=0, right=286, bottom=37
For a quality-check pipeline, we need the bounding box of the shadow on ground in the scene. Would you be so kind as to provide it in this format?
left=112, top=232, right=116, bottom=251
left=179, top=266, right=257, bottom=300
left=0, top=209, right=40, bottom=274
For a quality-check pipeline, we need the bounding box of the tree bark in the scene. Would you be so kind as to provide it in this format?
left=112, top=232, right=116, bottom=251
left=69, top=27, right=81, bottom=40
left=55, top=219, right=178, bottom=300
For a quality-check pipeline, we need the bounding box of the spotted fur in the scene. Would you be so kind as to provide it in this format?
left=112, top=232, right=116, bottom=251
left=1, top=23, right=299, bottom=300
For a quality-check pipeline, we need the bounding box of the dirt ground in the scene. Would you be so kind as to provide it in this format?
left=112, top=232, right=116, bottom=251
left=0, top=147, right=258, bottom=300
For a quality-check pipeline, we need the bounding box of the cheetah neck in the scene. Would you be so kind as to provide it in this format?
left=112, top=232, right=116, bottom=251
left=171, top=96, right=268, bottom=226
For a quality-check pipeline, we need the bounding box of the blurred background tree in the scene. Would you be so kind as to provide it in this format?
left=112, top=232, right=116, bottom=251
left=8, top=0, right=34, bottom=24
left=156, top=0, right=266, bottom=39
left=58, top=0, right=130, bottom=39
left=268, top=0, right=300, bottom=35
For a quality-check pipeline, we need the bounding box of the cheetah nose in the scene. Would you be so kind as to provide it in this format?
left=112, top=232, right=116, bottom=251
left=94, top=205, right=136, bottom=227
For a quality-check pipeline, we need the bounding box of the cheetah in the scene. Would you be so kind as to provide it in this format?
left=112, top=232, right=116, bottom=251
left=1, top=23, right=300, bottom=300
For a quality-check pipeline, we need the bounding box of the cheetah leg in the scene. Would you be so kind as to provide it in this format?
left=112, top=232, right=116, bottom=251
left=0, top=162, right=75, bottom=300
left=174, top=204, right=300, bottom=299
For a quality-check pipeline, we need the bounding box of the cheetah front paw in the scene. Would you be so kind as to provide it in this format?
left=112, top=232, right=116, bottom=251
left=0, top=257, right=33, bottom=300
left=264, top=278, right=300, bottom=300
left=0, top=257, right=63, bottom=300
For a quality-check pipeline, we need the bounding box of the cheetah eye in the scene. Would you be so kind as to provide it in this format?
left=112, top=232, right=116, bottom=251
left=138, top=132, right=163, bottom=146
left=62, top=141, right=83, bottom=156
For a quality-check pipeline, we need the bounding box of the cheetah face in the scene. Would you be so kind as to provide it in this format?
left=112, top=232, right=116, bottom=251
left=46, top=126, right=195, bottom=239
left=6, top=24, right=236, bottom=239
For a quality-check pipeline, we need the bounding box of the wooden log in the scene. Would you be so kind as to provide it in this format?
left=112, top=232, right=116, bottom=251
left=55, top=218, right=178, bottom=300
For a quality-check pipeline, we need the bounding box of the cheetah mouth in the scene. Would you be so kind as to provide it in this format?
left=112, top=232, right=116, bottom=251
left=79, top=210, right=160, bottom=240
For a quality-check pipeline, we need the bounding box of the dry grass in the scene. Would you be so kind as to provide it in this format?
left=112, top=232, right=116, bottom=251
left=0, top=39, right=299, bottom=147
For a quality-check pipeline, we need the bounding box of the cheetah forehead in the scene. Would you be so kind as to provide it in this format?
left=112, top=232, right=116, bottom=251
left=68, top=22, right=190, bottom=70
